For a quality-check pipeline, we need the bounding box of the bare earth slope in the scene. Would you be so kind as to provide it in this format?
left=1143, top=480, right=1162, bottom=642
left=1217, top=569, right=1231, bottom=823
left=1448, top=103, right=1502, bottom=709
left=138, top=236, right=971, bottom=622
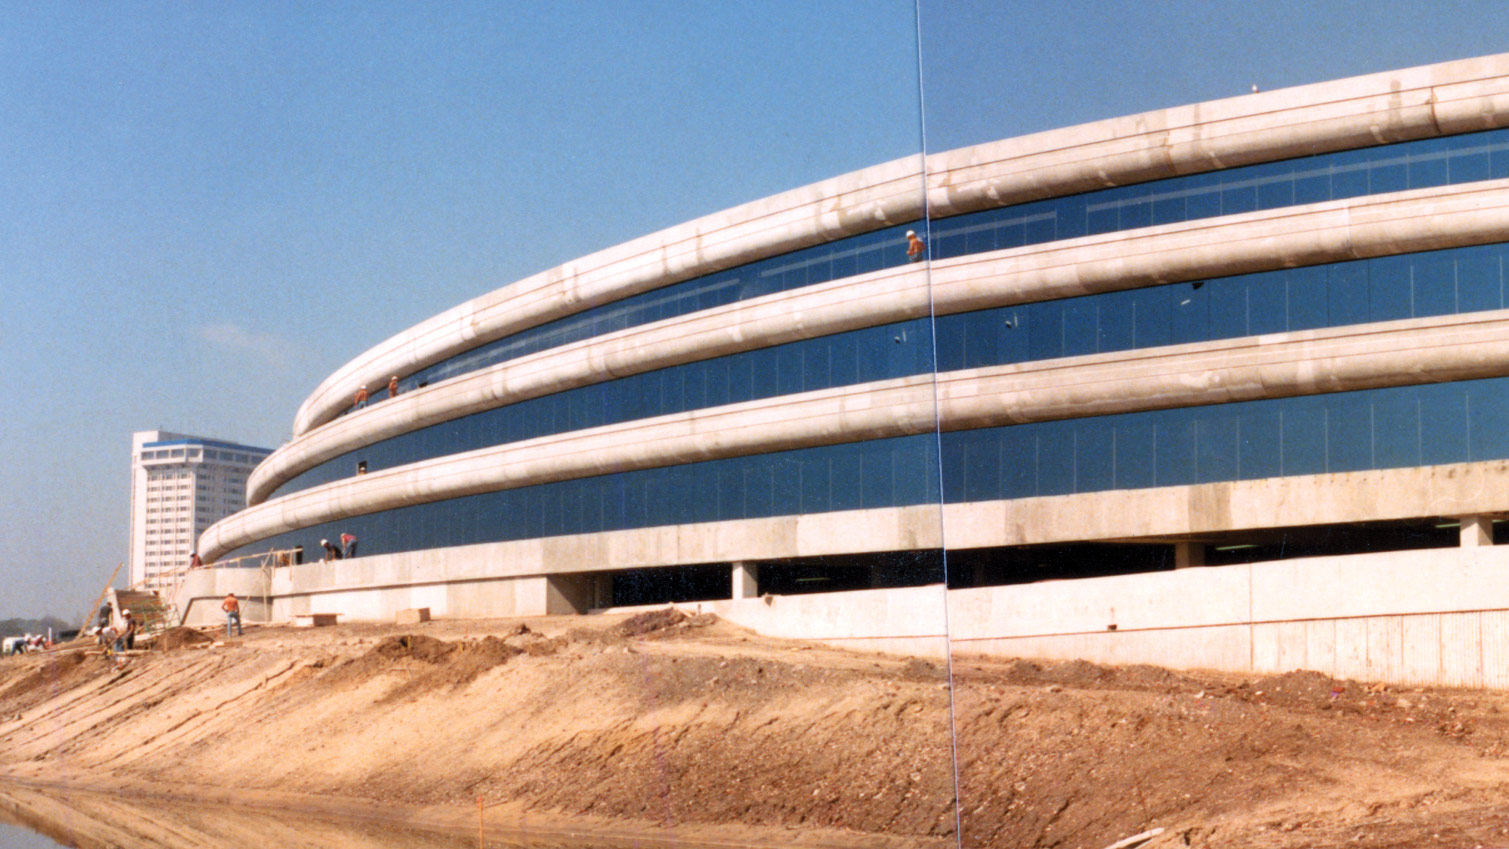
left=5, top=613, right=1509, bottom=848
left=0, top=613, right=954, bottom=848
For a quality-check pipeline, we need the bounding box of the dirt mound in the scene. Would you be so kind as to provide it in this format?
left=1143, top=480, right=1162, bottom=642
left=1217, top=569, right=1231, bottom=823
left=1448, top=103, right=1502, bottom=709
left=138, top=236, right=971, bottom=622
left=152, top=627, right=214, bottom=651
left=901, top=657, right=945, bottom=682
left=981, top=656, right=1197, bottom=692
left=615, top=608, right=687, bottom=637
left=611, top=609, right=717, bottom=640
left=371, top=634, right=455, bottom=663
left=322, top=633, right=563, bottom=703
left=1252, top=669, right=1346, bottom=704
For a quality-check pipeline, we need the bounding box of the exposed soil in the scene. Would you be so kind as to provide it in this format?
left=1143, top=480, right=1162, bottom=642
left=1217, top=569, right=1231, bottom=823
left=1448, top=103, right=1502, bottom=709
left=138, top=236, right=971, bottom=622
left=3, top=614, right=1509, bottom=848
left=952, top=656, right=1509, bottom=848
left=150, top=626, right=215, bottom=651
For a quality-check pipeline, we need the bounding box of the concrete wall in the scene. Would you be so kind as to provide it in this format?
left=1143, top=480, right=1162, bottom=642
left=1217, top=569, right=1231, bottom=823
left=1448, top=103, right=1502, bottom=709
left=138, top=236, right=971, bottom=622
left=176, top=568, right=273, bottom=628
left=948, top=545, right=1509, bottom=688
left=180, top=542, right=1509, bottom=688
left=702, top=586, right=950, bottom=659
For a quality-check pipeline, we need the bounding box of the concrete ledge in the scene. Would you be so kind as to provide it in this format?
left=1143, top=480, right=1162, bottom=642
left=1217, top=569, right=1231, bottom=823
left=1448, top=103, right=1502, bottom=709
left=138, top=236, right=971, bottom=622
left=253, top=179, right=1509, bottom=505
left=209, top=307, right=1509, bottom=561
left=292, top=54, right=1509, bottom=438
left=928, top=53, right=1509, bottom=217
left=941, top=460, right=1509, bottom=549
left=293, top=155, right=926, bottom=435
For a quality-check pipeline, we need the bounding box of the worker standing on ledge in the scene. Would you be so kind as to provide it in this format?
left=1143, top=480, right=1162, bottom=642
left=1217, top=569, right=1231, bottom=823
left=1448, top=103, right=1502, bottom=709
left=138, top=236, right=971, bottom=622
left=387, top=375, right=399, bottom=399
left=906, top=229, right=926, bottom=263
left=222, top=593, right=242, bottom=637
left=354, top=384, right=369, bottom=409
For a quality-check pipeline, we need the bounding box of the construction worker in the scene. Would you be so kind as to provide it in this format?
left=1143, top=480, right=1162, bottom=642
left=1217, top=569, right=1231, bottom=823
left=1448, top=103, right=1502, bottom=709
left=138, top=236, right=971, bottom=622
left=387, top=375, right=399, bottom=399
left=340, top=532, right=358, bottom=559
left=117, top=612, right=138, bottom=652
left=222, top=593, right=242, bottom=637
left=354, top=385, right=369, bottom=409
left=906, top=230, right=926, bottom=263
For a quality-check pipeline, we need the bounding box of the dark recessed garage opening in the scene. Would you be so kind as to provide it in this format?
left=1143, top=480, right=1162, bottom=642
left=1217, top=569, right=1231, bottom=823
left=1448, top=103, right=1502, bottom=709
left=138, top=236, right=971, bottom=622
left=611, top=564, right=730, bottom=607
left=946, top=517, right=1473, bottom=588
left=757, top=549, right=944, bottom=596
left=945, top=543, right=1176, bottom=588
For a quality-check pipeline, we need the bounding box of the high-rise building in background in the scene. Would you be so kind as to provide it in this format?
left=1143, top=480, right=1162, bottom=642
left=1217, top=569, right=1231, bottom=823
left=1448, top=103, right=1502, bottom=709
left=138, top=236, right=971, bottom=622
left=128, top=430, right=271, bottom=592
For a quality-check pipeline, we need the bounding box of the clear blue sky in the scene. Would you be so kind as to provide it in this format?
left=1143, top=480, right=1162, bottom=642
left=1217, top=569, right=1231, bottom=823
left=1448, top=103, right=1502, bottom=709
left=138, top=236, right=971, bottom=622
left=0, top=0, right=1503, bottom=619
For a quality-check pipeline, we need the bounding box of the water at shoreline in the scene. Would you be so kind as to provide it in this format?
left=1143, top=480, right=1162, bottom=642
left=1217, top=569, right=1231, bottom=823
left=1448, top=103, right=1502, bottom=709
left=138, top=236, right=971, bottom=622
left=0, top=821, right=67, bottom=849
left=0, top=781, right=762, bottom=849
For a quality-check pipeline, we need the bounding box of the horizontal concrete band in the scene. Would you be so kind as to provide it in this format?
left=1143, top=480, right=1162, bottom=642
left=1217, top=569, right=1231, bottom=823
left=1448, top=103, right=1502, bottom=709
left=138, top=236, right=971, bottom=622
left=206, top=310, right=1509, bottom=561
left=293, top=155, right=927, bottom=436
left=943, top=458, right=1509, bottom=551
left=251, top=179, right=1509, bottom=505
left=293, top=54, right=1509, bottom=437
left=250, top=506, right=942, bottom=593
left=928, top=53, right=1509, bottom=217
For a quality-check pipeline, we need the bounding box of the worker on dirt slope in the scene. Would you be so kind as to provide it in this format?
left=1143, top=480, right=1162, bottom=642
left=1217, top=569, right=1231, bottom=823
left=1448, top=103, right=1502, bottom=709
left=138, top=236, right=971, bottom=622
left=116, top=612, right=138, bottom=653
left=222, top=593, right=243, bottom=638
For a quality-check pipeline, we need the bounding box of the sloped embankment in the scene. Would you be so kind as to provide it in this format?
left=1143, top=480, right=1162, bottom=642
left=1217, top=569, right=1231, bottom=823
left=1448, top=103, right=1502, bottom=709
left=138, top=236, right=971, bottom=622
left=0, top=612, right=956, bottom=847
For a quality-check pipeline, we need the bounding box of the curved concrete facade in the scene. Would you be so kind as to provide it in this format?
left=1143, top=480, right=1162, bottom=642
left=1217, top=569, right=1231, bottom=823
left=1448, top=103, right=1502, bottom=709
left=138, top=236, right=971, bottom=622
left=201, top=54, right=1509, bottom=655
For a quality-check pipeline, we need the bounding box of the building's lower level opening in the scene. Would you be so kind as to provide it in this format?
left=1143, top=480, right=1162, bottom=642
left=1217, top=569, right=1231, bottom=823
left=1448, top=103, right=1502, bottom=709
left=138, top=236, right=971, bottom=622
left=945, top=516, right=1473, bottom=589
left=757, top=550, right=943, bottom=596
left=602, top=549, right=945, bottom=608
left=610, top=564, right=730, bottom=607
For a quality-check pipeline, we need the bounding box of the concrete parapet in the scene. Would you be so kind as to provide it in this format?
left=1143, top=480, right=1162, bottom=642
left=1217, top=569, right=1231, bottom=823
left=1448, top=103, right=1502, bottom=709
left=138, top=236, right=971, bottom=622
left=947, top=545, right=1509, bottom=688
left=174, top=568, right=271, bottom=628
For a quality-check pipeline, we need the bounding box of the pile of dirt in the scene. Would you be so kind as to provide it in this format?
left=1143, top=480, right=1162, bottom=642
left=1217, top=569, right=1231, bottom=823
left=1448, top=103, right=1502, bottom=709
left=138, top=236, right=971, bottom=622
left=1251, top=669, right=1348, bottom=705
left=980, top=656, right=1198, bottom=691
left=151, top=627, right=214, bottom=651
left=370, top=634, right=455, bottom=663
left=319, top=632, right=568, bottom=703
left=613, top=608, right=716, bottom=639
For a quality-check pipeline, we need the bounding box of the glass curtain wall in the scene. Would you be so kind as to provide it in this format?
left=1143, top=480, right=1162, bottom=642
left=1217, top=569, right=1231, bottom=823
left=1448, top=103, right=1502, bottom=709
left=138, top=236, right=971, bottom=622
left=918, top=3, right=1509, bottom=848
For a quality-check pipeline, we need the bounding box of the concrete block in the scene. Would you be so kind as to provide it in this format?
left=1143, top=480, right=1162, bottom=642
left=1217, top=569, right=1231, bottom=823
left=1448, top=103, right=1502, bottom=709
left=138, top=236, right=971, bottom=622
left=396, top=607, right=431, bottom=625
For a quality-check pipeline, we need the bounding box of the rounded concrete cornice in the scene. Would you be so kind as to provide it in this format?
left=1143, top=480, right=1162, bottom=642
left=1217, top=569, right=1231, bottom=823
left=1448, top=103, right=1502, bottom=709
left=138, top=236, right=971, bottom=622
left=251, top=178, right=1509, bottom=505
left=206, top=308, right=1509, bottom=562
left=291, top=154, right=928, bottom=437
left=290, top=54, right=1509, bottom=440
left=926, top=53, right=1509, bottom=218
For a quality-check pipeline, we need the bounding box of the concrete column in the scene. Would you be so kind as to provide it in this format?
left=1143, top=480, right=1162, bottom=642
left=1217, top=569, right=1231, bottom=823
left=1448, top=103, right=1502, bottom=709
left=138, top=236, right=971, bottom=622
left=732, top=561, right=759, bottom=600
left=1460, top=515, right=1494, bottom=547
left=544, top=574, right=593, bottom=614
left=1174, top=542, right=1205, bottom=569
